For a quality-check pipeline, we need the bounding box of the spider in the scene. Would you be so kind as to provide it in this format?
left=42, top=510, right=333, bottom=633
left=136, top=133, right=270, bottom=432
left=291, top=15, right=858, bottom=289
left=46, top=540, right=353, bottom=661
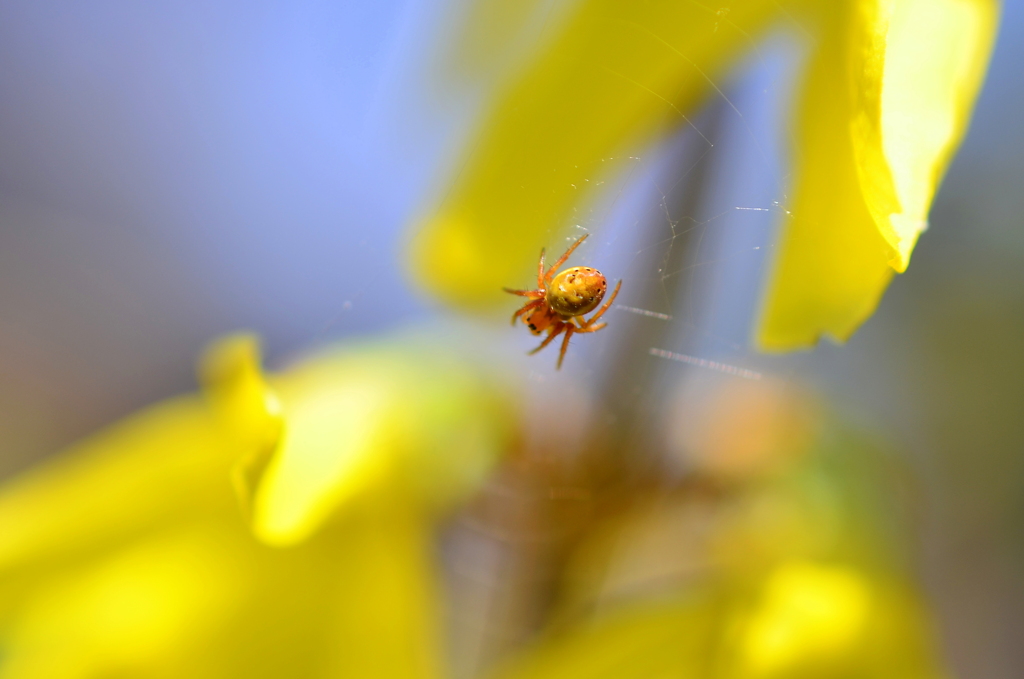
left=503, top=234, right=622, bottom=370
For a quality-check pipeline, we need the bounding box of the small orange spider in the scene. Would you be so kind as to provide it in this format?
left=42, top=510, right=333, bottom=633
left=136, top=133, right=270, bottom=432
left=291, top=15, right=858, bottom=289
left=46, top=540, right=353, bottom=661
left=503, top=234, right=622, bottom=369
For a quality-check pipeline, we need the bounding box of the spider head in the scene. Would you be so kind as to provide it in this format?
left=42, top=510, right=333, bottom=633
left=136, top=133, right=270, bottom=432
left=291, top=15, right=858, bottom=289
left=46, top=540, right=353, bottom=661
left=546, top=267, right=608, bottom=317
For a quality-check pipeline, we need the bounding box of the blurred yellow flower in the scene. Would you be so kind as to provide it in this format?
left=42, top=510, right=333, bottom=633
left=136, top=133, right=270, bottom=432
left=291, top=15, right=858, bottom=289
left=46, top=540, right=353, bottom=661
left=487, top=564, right=947, bottom=679
left=486, top=397, right=949, bottom=679
left=409, top=0, right=997, bottom=349
left=0, top=333, right=518, bottom=678
left=740, top=562, right=872, bottom=676
left=731, top=562, right=950, bottom=679
left=202, top=334, right=516, bottom=546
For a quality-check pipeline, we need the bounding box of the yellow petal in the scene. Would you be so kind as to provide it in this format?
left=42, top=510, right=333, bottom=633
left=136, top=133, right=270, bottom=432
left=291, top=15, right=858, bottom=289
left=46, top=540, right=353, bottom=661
left=238, top=339, right=516, bottom=546
left=0, top=486, right=446, bottom=679
left=740, top=562, right=872, bottom=676
left=866, top=0, right=998, bottom=271
left=728, top=562, right=950, bottom=679
left=492, top=564, right=947, bottom=679
left=315, top=502, right=446, bottom=679
left=410, top=0, right=779, bottom=309
left=0, top=397, right=233, bottom=575
left=1, top=342, right=453, bottom=679
left=0, top=526, right=248, bottom=679
left=758, top=0, right=997, bottom=349
left=199, top=334, right=284, bottom=519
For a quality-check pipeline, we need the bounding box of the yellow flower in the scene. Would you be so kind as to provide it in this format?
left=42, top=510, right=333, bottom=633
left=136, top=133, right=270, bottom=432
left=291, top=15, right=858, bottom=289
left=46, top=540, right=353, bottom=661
left=487, top=562, right=948, bottom=679
left=409, top=0, right=998, bottom=349
left=0, top=333, right=517, bottom=678
left=202, top=334, right=516, bottom=546
left=484, top=407, right=950, bottom=679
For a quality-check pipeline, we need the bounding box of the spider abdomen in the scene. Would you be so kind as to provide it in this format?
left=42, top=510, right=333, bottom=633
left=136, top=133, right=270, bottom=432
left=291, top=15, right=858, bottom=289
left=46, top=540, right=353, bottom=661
left=546, top=267, right=608, bottom=317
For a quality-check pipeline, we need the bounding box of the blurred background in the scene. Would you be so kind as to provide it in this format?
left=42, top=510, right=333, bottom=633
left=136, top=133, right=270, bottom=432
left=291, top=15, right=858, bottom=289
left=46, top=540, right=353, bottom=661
left=0, top=1, right=1020, bottom=677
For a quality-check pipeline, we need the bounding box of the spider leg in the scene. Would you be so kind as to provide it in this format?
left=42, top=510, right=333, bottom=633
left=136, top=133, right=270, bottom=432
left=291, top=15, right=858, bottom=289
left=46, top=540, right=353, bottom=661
left=574, top=321, right=606, bottom=333
left=528, top=322, right=565, bottom=355
left=503, top=287, right=544, bottom=298
left=512, top=298, right=545, bottom=326
left=556, top=323, right=575, bottom=370
left=544, top=234, right=589, bottom=284
left=578, top=279, right=621, bottom=328
left=537, top=248, right=546, bottom=288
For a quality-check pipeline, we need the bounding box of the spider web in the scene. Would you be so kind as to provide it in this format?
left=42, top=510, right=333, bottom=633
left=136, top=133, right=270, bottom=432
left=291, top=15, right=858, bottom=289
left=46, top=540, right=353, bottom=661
left=537, top=31, right=807, bottom=388
left=0, top=1, right=1015, bottom=678
left=423, top=6, right=1024, bottom=678
left=426, top=9, right=822, bottom=678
